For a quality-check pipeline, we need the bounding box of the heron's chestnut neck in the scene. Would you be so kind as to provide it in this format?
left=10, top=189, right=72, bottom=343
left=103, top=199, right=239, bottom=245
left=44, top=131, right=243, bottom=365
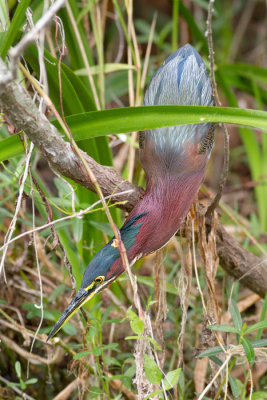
left=125, top=167, right=206, bottom=259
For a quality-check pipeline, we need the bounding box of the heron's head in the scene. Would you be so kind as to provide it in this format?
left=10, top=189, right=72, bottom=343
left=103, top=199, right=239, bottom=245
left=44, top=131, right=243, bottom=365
left=47, top=212, right=147, bottom=340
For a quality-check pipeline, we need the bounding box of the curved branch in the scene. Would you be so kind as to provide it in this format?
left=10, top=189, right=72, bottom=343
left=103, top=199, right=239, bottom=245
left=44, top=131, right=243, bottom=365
left=0, top=59, right=142, bottom=212
left=0, top=58, right=266, bottom=297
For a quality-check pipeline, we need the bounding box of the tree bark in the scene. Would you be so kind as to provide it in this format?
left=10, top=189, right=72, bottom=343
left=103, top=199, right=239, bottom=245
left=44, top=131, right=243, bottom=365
left=0, top=58, right=266, bottom=297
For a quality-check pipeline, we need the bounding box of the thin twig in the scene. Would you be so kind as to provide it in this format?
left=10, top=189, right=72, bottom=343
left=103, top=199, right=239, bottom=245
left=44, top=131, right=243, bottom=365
left=206, top=0, right=230, bottom=217
left=28, top=166, right=44, bottom=374
left=0, top=190, right=133, bottom=253
left=0, top=141, right=34, bottom=280
left=198, top=354, right=231, bottom=400
left=9, top=0, right=66, bottom=77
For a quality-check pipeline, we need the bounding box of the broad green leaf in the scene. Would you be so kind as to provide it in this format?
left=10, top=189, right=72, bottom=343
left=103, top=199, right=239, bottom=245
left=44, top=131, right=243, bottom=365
left=0, top=0, right=9, bottom=32
left=127, top=308, right=145, bottom=335
left=75, top=63, right=135, bottom=76
left=104, top=356, right=121, bottom=367
left=48, top=284, right=68, bottom=303
left=229, top=300, right=242, bottom=332
left=73, top=350, right=91, bottom=359
left=251, top=392, right=267, bottom=399
left=73, top=218, right=83, bottom=243
left=25, top=378, right=38, bottom=385
left=163, top=368, right=181, bottom=390
left=209, top=355, right=222, bottom=366
left=15, top=361, right=21, bottom=378
left=92, top=345, right=101, bottom=357
left=2, top=105, right=267, bottom=162
left=246, top=338, right=267, bottom=348
left=245, top=320, right=267, bottom=334
left=220, top=63, right=267, bottom=85
left=137, top=275, right=177, bottom=295
left=58, top=0, right=93, bottom=72
left=125, top=335, right=162, bottom=351
left=20, top=379, right=26, bottom=390
left=59, top=106, right=267, bottom=141
left=241, top=337, right=255, bottom=365
left=179, top=2, right=208, bottom=54
left=197, top=345, right=225, bottom=358
left=143, top=390, right=163, bottom=400
left=0, top=0, right=31, bottom=58
left=144, top=354, right=162, bottom=384
left=61, top=322, right=77, bottom=336
left=130, top=318, right=145, bottom=335
left=228, top=374, right=239, bottom=398
left=0, top=131, right=24, bottom=161
left=208, top=324, right=240, bottom=334
left=198, top=338, right=267, bottom=359
left=89, top=220, right=114, bottom=237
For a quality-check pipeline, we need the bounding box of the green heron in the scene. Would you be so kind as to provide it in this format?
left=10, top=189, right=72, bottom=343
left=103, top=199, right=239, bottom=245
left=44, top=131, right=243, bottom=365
left=47, top=44, right=214, bottom=340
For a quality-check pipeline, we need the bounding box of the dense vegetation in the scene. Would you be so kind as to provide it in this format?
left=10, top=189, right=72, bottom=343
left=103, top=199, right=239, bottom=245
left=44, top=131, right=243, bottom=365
left=0, top=0, right=266, bottom=399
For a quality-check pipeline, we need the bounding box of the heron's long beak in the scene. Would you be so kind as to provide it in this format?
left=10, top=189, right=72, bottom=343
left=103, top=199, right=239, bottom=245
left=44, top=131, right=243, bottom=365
left=46, top=287, right=96, bottom=341
left=47, top=277, right=115, bottom=341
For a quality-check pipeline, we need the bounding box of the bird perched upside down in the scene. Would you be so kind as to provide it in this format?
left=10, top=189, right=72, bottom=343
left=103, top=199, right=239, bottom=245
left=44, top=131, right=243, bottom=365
left=47, top=44, right=215, bottom=341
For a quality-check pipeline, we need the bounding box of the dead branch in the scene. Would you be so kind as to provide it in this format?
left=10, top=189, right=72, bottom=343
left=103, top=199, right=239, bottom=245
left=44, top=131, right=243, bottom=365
left=0, top=58, right=266, bottom=297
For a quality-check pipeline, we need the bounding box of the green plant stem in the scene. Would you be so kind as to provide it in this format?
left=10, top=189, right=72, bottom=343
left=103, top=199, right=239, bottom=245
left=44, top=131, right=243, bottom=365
left=172, top=0, right=179, bottom=52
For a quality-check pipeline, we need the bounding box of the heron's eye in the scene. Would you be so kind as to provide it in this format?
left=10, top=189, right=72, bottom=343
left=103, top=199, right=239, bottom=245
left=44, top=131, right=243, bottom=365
left=95, top=276, right=104, bottom=283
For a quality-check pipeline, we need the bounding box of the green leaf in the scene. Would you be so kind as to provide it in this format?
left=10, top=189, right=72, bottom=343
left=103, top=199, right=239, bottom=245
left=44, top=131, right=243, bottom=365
left=19, top=378, right=26, bottom=390
left=208, top=324, right=240, bottom=334
left=0, top=0, right=31, bottom=59
left=127, top=308, right=145, bottom=335
left=59, top=106, right=267, bottom=141
left=130, top=318, right=145, bottom=335
left=163, top=368, right=181, bottom=390
left=245, top=320, right=267, bottom=334
left=125, top=336, right=162, bottom=351
left=73, top=218, right=83, bottom=242
left=25, top=378, right=38, bottom=385
left=241, top=337, right=255, bottom=365
left=251, top=392, right=267, bottom=399
left=220, top=63, right=267, bottom=85
left=229, top=300, right=242, bottom=332
left=73, top=350, right=91, bottom=359
left=228, top=374, right=239, bottom=398
left=92, top=345, right=101, bottom=357
left=48, top=284, right=68, bottom=303
left=104, top=356, right=121, bottom=367
left=75, top=63, right=135, bottom=75
left=62, top=322, right=77, bottom=336
left=208, top=356, right=223, bottom=366
left=0, top=133, right=24, bottom=161
left=89, top=220, right=114, bottom=237
left=197, top=345, right=224, bottom=358
left=2, top=105, right=267, bottom=162
left=257, top=293, right=267, bottom=340
left=15, top=361, right=21, bottom=378
left=137, top=276, right=178, bottom=295
left=143, top=390, right=163, bottom=400
left=198, top=338, right=267, bottom=359
left=144, top=354, right=162, bottom=384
